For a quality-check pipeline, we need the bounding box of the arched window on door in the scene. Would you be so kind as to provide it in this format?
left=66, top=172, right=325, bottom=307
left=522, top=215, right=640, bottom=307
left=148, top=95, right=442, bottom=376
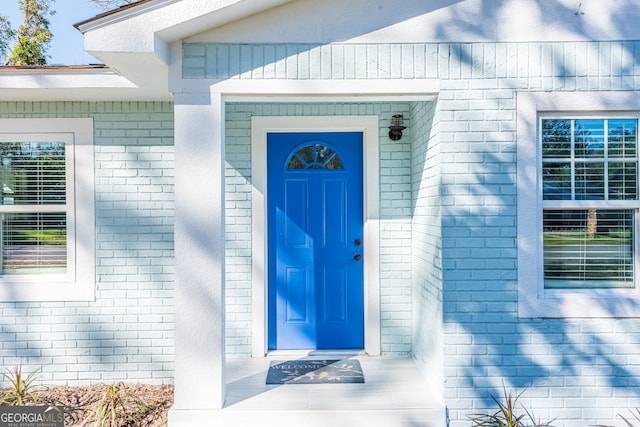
left=285, top=142, right=345, bottom=170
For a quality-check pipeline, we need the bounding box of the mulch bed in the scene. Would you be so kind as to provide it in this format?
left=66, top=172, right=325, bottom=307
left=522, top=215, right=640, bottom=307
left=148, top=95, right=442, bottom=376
left=1, top=384, right=173, bottom=427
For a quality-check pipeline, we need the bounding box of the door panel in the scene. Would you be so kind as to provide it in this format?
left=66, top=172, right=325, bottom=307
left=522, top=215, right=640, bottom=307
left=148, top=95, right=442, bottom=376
left=285, top=267, right=310, bottom=322
left=323, top=180, right=346, bottom=246
left=268, top=132, right=364, bottom=350
left=322, top=268, right=347, bottom=322
left=284, top=180, right=309, bottom=246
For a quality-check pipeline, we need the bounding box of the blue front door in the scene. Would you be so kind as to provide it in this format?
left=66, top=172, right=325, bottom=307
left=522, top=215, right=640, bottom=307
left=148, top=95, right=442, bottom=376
left=267, top=132, right=364, bottom=350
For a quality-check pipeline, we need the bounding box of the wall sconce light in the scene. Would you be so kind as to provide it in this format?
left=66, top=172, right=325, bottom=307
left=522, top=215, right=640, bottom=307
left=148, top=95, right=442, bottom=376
left=388, top=114, right=406, bottom=141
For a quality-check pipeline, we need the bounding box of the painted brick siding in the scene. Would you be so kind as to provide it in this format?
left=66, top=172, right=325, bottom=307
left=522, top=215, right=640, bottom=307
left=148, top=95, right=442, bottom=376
left=0, top=102, right=174, bottom=385
left=183, top=43, right=440, bottom=80
left=224, top=102, right=415, bottom=356
left=184, top=41, right=640, bottom=88
left=410, top=100, right=443, bottom=386
left=196, top=41, right=640, bottom=427
left=438, top=79, right=523, bottom=427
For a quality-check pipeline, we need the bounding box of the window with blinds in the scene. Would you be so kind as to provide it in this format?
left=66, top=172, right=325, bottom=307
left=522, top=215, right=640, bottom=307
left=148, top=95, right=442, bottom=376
left=0, top=141, right=68, bottom=275
left=541, top=118, right=638, bottom=289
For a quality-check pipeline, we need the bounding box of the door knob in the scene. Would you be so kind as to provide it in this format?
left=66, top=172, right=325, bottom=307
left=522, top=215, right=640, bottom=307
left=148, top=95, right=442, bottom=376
left=353, top=254, right=362, bottom=261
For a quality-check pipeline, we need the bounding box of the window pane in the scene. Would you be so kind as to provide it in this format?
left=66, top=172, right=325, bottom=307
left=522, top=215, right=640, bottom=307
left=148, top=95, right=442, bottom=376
left=543, top=209, right=634, bottom=289
left=542, top=119, right=571, bottom=158
left=0, top=141, right=66, bottom=205
left=609, top=161, right=638, bottom=200
left=287, top=156, right=305, bottom=169
left=608, top=119, right=637, bottom=158
left=2, top=212, right=67, bottom=275
left=297, top=145, right=315, bottom=163
left=543, top=162, right=571, bottom=200
left=575, top=119, right=605, bottom=158
left=315, top=145, right=336, bottom=165
left=575, top=162, right=604, bottom=199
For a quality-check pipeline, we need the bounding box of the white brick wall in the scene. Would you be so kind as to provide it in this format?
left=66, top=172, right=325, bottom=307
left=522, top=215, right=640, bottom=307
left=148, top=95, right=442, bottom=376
left=0, top=101, right=174, bottom=386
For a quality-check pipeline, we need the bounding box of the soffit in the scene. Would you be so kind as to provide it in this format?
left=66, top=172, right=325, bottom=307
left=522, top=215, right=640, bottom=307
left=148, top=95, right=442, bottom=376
left=72, top=0, right=297, bottom=99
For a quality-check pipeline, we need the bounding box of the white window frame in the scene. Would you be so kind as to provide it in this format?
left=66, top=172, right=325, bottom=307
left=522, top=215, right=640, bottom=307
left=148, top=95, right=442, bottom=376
left=518, top=91, right=640, bottom=318
left=0, top=118, right=95, bottom=302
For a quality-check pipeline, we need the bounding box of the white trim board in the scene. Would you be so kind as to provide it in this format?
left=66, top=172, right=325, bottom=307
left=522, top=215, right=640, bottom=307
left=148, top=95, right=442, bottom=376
left=517, top=91, right=640, bottom=318
left=0, top=118, right=95, bottom=302
left=251, top=115, right=381, bottom=356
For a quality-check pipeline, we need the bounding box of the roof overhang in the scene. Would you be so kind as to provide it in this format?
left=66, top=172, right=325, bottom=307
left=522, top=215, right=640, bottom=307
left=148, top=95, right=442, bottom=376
left=72, top=0, right=297, bottom=100
left=0, top=65, right=169, bottom=101
left=0, top=0, right=298, bottom=101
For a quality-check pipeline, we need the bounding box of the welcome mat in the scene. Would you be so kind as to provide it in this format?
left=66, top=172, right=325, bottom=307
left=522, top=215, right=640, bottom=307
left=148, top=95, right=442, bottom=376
left=266, top=359, right=365, bottom=384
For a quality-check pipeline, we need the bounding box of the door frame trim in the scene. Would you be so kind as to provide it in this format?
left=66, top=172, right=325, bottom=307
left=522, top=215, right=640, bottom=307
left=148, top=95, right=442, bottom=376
left=251, top=115, right=380, bottom=356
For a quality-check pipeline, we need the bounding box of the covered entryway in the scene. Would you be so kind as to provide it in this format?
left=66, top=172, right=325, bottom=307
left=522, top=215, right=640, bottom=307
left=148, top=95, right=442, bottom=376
left=173, top=90, right=442, bottom=426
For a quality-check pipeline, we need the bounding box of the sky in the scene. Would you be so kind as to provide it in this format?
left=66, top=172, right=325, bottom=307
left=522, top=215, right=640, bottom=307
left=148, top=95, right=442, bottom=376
left=2, top=0, right=104, bottom=65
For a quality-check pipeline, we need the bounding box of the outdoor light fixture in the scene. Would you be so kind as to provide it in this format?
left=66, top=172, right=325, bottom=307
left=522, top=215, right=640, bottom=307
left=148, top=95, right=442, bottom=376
left=388, top=114, right=406, bottom=141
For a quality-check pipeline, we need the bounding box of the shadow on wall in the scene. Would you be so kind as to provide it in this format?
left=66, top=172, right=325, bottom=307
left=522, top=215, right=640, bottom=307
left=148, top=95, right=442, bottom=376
left=198, top=0, right=640, bottom=46
left=440, top=135, right=640, bottom=424
left=186, top=0, right=640, bottom=82
left=0, top=104, right=175, bottom=385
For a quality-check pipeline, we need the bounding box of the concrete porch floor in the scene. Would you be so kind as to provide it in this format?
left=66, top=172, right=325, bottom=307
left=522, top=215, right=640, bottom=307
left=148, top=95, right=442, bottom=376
left=218, top=354, right=446, bottom=427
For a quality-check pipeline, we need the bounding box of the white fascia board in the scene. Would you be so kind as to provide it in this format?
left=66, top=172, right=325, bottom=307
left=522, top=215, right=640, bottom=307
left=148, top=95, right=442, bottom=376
left=0, top=68, right=135, bottom=89
left=0, top=68, right=172, bottom=101
left=0, top=86, right=172, bottom=101
left=195, top=78, right=440, bottom=100
left=0, top=88, right=171, bottom=101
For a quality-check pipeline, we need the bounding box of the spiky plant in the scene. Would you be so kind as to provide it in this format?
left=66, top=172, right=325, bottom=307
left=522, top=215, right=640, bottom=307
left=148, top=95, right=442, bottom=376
left=84, top=382, right=151, bottom=427
left=597, top=408, right=640, bottom=427
left=469, top=387, right=555, bottom=427
left=0, top=363, right=42, bottom=405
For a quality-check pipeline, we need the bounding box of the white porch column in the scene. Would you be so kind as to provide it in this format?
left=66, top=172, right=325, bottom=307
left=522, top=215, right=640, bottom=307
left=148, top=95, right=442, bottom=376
left=169, top=92, right=226, bottom=425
